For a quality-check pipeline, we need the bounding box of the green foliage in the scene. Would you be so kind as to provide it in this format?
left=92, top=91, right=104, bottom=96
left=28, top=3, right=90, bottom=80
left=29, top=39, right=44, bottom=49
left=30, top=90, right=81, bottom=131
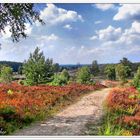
left=22, top=47, right=54, bottom=85
left=51, top=69, right=70, bottom=86
left=133, top=67, right=140, bottom=88
left=90, top=60, right=100, bottom=76
left=120, top=57, right=132, bottom=77
left=0, top=66, right=13, bottom=83
left=120, top=57, right=132, bottom=66
left=98, top=113, right=123, bottom=136
left=22, top=114, right=35, bottom=125
left=52, top=63, right=60, bottom=73
left=18, top=65, right=23, bottom=74
left=76, top=66, right=91, bottom=84
left=115, top=64, right=129, bottom=82
left=61, top=69, right=70, bottom=80
left=0, top=4, right=43, bottom=42
left=0, top=106, right=16, bottom=122
left=104, top=65, right=116, bottom=80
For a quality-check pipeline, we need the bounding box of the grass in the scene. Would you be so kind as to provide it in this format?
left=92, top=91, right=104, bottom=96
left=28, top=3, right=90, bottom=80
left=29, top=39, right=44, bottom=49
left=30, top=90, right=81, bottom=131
left=85, top=111, right=125, bottom=136
left=97, top=85, right=138, bottom=136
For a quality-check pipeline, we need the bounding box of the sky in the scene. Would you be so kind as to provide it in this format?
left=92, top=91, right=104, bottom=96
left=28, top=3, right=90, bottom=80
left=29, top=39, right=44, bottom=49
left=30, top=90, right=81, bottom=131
left=1, top=3, right=140, bottom=64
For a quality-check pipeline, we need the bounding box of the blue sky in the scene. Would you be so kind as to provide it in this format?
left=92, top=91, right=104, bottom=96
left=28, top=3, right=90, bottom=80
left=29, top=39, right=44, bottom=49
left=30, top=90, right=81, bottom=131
left=0, top=4, right=140, bottom=64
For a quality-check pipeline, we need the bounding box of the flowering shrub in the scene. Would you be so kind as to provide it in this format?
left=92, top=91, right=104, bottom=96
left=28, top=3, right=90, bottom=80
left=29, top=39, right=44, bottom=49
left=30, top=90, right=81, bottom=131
left=0, top=82, right=105, bottom=135
left=106, top=87, right=140, bottom=135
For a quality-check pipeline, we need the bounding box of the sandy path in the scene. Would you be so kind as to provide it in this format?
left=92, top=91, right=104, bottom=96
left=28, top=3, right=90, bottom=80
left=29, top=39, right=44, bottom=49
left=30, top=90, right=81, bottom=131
left=13, top=88, right=111, bottom=136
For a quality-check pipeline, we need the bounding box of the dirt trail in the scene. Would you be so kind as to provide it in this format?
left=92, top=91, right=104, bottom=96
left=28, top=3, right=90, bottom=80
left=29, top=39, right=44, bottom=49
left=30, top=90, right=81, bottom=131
left=13, top=88, right=111, bottom=136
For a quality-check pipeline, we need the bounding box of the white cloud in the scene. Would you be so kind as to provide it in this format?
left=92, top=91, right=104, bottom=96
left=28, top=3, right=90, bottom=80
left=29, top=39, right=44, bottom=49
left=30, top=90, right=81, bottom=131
left=129, top=21, right=140, bottom=33
left=114, top=4, right=140, bottom=21
left=118, top=21, right=140, bottom=44
left=1, top=25, right=11, bottom=39
left=95, top=4, right=114, bottom=11
left=91, top=25, right=122, bottom=41
left=39, top=4, right=83, bottom=25
left=39, top=34, right=59, bottom=41
left=63, top=24, right=72, bottom=30
left=1, top=23, right=32, bottom=40
left=24, top=23, right=32, bottom=35
left=94, top=20, right=102, bottom=24
left=90, top=21, right=140, bottom=46
left=90, top=35, right=97, bottom=40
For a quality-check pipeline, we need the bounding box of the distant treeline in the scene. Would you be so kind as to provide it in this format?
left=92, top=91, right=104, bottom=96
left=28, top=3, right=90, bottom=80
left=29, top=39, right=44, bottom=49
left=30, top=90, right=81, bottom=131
left=0, top=60, right=140, bottom=73
left=99, top=62, right=140, bottom=74
left=0, top=61, right=22, bottom=72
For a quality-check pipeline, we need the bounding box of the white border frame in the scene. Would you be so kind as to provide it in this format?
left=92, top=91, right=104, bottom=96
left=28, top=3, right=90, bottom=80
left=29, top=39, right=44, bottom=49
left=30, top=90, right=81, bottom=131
left=0, top=0, right=140, bottom=3
left=1, top=1, right=140, bottom=139
left=1, top=136, right=140, bottom=139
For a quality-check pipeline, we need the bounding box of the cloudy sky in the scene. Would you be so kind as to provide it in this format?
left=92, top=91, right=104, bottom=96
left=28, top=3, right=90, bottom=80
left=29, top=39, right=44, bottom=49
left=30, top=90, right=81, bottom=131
left=1, top=3, right=140, bottom=64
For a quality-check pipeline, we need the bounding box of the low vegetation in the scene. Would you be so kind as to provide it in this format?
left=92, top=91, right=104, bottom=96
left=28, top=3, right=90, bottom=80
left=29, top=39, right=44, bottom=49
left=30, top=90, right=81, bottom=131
left=133, top=66, right=140, bottom=90
left=99, top=87, right=140, bottom=136
left=0, top=82, right=105, bottom=135
left=0, top=66, right=13, bottom=83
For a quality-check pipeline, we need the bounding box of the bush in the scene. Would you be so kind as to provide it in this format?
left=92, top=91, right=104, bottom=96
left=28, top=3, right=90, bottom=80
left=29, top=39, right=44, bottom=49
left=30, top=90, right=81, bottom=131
left=76, top=66, right=91, bottom=84
left=0, top=106, right=16, bottom=122
left=104, top=65, right=116, bottom=80
left=0, top=66, right=13, bottom=83
left=115, top=64, right=129, bottom=82
left=51, top=69, right=70, bottom=86
left=103, top=87, right=140, bottom=135
left=133, top=67, right=140, bottom=88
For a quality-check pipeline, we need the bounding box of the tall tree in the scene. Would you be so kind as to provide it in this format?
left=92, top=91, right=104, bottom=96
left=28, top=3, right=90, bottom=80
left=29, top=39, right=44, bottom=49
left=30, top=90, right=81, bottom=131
left=120, top=57, right=132, bottom=76
left=0, top=4, right=43, bottom=42
left=52, top=63, right=60, bottom=73
left=120, top=57, right=132, bottom=67
left=90, top=60, right=99, bottom=76
left=22, top=47, right=54, bottom=85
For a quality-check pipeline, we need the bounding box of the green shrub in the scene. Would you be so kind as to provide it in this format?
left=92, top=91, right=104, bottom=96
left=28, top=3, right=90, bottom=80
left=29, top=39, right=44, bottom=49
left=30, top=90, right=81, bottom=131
left=22, top=114, right=35, bottom=125
left=51, top=69, right=70, bottom=86
left=116, top=64, right=130, bottom=82
left=104, top=65, right=116, bottom=80
left=133, top=67, right=140, bottom=88
left=76, top=66, right=91, bottom=84
left=98, top=112, right=123, bottom=136
left=0, top=106, right=16, bottom=121
left=0, top=66, right=13, bottom=83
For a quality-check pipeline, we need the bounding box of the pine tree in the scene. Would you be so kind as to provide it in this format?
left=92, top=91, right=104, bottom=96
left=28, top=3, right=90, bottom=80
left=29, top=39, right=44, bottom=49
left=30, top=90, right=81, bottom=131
left=23, top=47, right=54, bottom=85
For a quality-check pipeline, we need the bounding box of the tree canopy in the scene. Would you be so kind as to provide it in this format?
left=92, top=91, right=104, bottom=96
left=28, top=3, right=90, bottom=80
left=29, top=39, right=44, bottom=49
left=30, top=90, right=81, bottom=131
left=116, top=64, right=130, bottom=82
left=0, top=4, right=43, bottom=42
left=90, top=60, right=100, bottom=76
left=104, top=65, right=116, bottom=80
left=22, top=47, right=54, bottom=85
